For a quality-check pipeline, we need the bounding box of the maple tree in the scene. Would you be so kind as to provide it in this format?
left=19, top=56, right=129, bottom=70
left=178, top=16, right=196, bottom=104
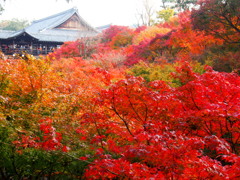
left=48, top=38, right=98, bottom=60
left=191, top=0, right=240, bottom=45
left=0, top=55, right=124, bottom=179
left=78, top=63, right=240, bottom=179
left=1, top=54, right=239, bottom=179
left=128, top=60, right=206, bottom=85
left=191, top=0, right=240, bottom=72
left=1, top=0, right=240, bottom=178
left=109, top=28, right=134, bottom=49
left=100, top=25, right=131, bottom=44
left=132, top=26, right=171, bottom=45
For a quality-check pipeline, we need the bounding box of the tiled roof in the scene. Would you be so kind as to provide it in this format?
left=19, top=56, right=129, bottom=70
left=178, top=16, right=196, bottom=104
left=0, top=7, right=99, bottom=42
left=96, top=24, right=112, bottom=32
left=31, top=29, right=98, bottom=42
left=0, top=30, right=15, bottom=39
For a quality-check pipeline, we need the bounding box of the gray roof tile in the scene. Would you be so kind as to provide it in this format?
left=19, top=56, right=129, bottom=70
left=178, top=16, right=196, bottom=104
left=0, top=30, right=15, bottom=39
left=0, top=8, right=99, bottom=42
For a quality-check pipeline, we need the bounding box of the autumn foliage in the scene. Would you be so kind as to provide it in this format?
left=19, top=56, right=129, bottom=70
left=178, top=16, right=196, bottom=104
left=0, top=0, right=240, bottom=179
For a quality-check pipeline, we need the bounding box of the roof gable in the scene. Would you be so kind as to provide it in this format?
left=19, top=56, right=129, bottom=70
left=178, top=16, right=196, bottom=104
left=55, top=13, right=90, bottom=31
left=0, top=7, right=99, bottom=43
left=25, top=7, right=98, bottom=33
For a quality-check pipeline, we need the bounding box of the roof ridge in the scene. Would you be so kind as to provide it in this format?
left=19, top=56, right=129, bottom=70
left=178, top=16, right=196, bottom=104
left=32, top=7, right=76, bottom=24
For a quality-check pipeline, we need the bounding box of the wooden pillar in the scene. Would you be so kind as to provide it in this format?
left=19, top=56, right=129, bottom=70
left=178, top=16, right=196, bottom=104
left=12, top=40, right=15, bottom=54
left=45, top=44, right=47, bottom=54
left=30, top=41, right=33, bottom=54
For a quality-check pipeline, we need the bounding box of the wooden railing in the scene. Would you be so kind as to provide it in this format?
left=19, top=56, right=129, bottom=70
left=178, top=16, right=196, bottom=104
left=0, top=47, right=54, bottom=56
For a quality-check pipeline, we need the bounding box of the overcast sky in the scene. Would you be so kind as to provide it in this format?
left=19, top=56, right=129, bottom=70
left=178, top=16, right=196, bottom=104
left=0, top=0, right=162, bottom=27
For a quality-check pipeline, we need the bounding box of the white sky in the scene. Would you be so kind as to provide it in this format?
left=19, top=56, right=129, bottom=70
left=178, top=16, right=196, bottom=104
left=0, top=0, right=162, bottom=27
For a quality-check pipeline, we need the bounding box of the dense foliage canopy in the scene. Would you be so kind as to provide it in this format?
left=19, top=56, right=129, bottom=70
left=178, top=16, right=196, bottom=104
left=0, top=0, right=239, bottom=179
left=0, top=19, right=29, bottom=31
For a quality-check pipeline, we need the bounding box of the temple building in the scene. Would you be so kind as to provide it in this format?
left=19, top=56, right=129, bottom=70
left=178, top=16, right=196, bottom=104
left=0, top=7, right=99, bottom=55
